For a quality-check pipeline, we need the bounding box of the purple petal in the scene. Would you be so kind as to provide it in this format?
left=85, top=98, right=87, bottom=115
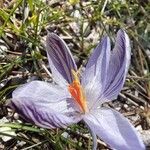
left=81, top=36, right=111, bottom=107
left=46, top=33, right=77, bottom=85
left=84, top=108, right=145, bottom=150
left=102, top=29, right=131, bottom=101
left=10, top=97, right=81, bottom=128
left=10, top=81, right=82, bottom=128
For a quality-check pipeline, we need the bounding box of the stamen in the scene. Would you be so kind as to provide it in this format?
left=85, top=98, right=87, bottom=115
left=68, top=70, right=88, bottom=113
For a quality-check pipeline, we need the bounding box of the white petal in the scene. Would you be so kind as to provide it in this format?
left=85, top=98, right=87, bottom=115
left=13, top=81, right=70, bottom=102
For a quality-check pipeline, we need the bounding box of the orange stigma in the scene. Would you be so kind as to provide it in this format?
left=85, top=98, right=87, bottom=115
left=68, top=70, right=88, bottom=113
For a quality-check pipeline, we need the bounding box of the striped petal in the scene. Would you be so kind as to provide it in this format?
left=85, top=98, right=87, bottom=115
left=46, top=33, right=77, bottom=86
left=10, top=81, right=81, bottom=128
left=81, top=36, right=111, bottom=107
left=10, top=97, right=81, bottom=128
left=102, top=29, right=131, bottom=102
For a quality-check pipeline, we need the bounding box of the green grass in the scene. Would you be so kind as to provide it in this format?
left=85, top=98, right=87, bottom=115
left=0, top=0, right=149, bottom=149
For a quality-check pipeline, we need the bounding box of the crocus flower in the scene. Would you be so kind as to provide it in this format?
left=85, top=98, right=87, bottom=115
left=10, top=29, right=145, bottom=150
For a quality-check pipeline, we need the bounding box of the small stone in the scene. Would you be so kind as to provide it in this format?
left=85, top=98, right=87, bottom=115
left=61, top=132, right=69, bottom=138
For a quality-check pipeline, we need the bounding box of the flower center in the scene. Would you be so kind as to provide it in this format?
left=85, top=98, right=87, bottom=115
left=68, top=70, right=88, bottom=113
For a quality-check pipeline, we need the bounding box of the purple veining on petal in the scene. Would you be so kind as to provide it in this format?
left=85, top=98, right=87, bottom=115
left=102, top=29, right=131, bottom=101
left=10, top=96, right=82, bottom=129
left=81, top=36, right=111, bottom=108
left=46, top=33, right=77, bottom=84
left=87, top=29, right=131, bottom=109
left=10, top=30, right=144, bottom=150
left=81, top=36, right=110, bottom=87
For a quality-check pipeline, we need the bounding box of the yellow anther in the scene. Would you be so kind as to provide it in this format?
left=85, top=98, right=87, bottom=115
left=68, top=70, right=88, bottom=113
